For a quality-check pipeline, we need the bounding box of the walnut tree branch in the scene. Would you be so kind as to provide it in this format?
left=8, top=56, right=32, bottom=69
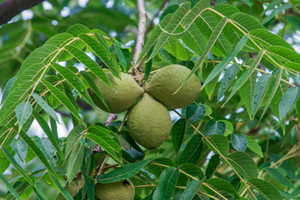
left=132, top=0, right=147, bottom=66
left=0, top=0, right=43, bottom=25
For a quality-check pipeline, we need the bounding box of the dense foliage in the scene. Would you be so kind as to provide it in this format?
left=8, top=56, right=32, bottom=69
left=1, top=0, right=300, bottom=199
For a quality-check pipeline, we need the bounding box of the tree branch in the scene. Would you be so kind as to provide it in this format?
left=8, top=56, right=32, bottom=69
left=132, top=0, right=147, bottom=66
left=104, top=114, right=118, bottom=125
left=0, top=0, right=43, bottom=25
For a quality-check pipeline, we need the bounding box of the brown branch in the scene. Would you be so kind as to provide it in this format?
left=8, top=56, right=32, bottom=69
left=210, top=0, right=217, bottom=6
left=146, top=0, right=169, bottom=33
left=132, top=0, right=147, bottom=66
left=104, top=114, right=118, bottom=125
left=0, top=0, right=43, bottom=25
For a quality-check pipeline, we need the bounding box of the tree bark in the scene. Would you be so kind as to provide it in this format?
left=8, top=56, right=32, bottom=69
left=0, top=0, right=43, bottom=25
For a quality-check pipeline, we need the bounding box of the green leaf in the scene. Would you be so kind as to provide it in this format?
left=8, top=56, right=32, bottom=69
left=10, top=138, right=27, bottom=163
left=0, top=147, right=47, bottom=200
left=185, top=104, right=206, bottom=124
left=87, top=125, right=121, bottom=162
left=240, top=71, right=257, bottom=119
left=247, top=179, right=283, bottom=200
left=15, top=102, right=33, bottom=130
left=0, top=80, right=35, bottom=126
left=41, top=79, right=83, bottom=124
left=63, top=45, right=113, bottom=88
left=48, top=172, right=73, bottom=200
left=180, top=180, right=203, bottom=200
left=204, top=134, right=229, bottom=157
left=203, top=35, right=248, bottom=88
left=171, top=119, right=186, bottom=153
left=1, top=76, right=17, bottom=105
left=226, top=152, right=258, bottom=180
left=262, top=4, right=294, bottom=24
left=203, top=119, right=226, bottom=136
left=279, top=87, right=299, bottom=121
left=252, top=73, right=274, bottom=117
left=84, top=173, right=95, bottom=200
left=266, top=45, right=300, bottom=65
left=265, top=168, right=294, bottom=188
left=178, top=134, right=203, bottom=165
left=50, top=62, right=95, bottom=108
left=147, top=2, right=191, bottom=61
left=78, top=34, right=121, bottom=78
left=67, top=139, right=84, bottom=183
left=181, top=23, right=206, bottom=55
left=245, top=135, right=263, bottom=157
left=79, top=71, right=109, bottom=111
left=112, top=38, right=126, bottom=71
left=223, top=50, right=264, bottom=106
left=175, top=17, right=228, bottom=93
left=260, top=0, right=282, bottom=16
left=218, top=120, right=233, bottom=136
left=204, top=178, right=239, bottom=199
left=97, top=157, right=155, bottom=183
left=137, top=14, right=172, bottom=64
left=260, top=69, right=282, bottom=121
left=118, top=130, right=144, bottom=153
left=153, top=167, right=179, bottom=200
left=33, top=136, right=56, bottom=162
left=205, top=154, right=220, bottom=179
left=0, top=171, right=21, bottom=200
left=32, top=93, right=59, bottom=122
left=217, top=65, right=239, bottom=101
left=163, top=37, right=194, bottom=61
left=178, top=163, right=204, bottom=185
left=148, top=158, right=176, bottom=178
left=231, top=134, right=248, bottom=152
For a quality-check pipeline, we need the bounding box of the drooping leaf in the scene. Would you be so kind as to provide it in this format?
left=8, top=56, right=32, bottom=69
left=204, top=134, right=229, bottom=157
left=175, top=17, right=228, bottom=93
left=153, top=167, right=179, bottom=200
left=0, top=147, right=47, bottom=200
left=240, top=71, right=257, bottom=119
left=245, top=135, right=263, bottom=157
left=97, top=157, right=155, bottom=183
left=203, top=178, right=239, bottom=199
left=15, top=102, right=33, bottom=130
left=252, top=73, right=274, bottom=117
left=118, top=130, right=144, bottom=153
left=32, top=93, right=59, bottom=122
left=205, top=154, right=220, bottom=179
left=223, top=50, right=265, bottom=106
left=262, top=4, right=294, bottom=24
left=203, top=35, right=248, bottom=88
left=0, top=172, right=21, bottom=200
left=178, top=134, right=203, bottom=165
left=279, top=87, right=299, bottom=121
left=171, top=119, right=186, bottom=153
left=265, top=168, right=294, bottom=188
left=217, top=64, right=240, bottom=101
left=203, top=119, right=226, bottom=136
left=226, top=152, right=258, bottom=180
left=178, top=163, right=204, bottom=186
left=41, top=79, right=83, bottom=124
left=231, top=134, right=248, bottom=152
left=1, top=76, right=17, bottom=105
left=10, top=138, right=27, bottom=163
left=180, top=180, right=203, bottom=200
left=247, top=179, right=283, bottom=200
left=185, top=104, right=206, bottom=124
left=84, top=173, right=95, bottom=200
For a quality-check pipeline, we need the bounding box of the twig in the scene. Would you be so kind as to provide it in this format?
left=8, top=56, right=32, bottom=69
left=132, top=0, right=147, bottom=66
left=146, top=0, right=169, bottom=33
left=210, top=0, right=217, bottom=6
left=0, top=0, right=43, bottom=25
left=104, top=114, right=118, bottom=125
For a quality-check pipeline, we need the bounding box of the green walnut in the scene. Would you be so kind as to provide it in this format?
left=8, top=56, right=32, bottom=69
left=146, top=64, right=201, bottom=109
left=56, top=181, right=78, bottom=200
left=94, top=179, right=135, bottom=200
left=89, top=72, right=144, bottom=113
left=127, top=93, right=172, bottom=150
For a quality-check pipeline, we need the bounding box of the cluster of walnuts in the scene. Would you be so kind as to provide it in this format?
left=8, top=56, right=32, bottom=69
left=87, top=64, right=201, bottom=200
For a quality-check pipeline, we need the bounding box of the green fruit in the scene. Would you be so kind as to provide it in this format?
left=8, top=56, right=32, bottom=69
left=127, top=93, right=172, bottom=150
left=95, top=179, right=135, bottom=200
left=146, top=64, right=201, bottom=109
left=56, top=181, right=78, bottom=200
left=90, top=72, right=144, bottom=113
